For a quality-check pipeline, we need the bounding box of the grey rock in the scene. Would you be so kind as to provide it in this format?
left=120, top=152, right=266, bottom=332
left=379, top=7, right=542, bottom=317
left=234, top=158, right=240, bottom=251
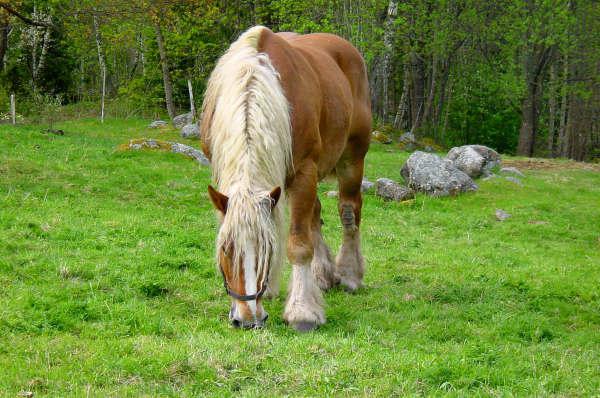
left=376, top=178, right=415, bottom=201
left=500, top=167, right=525, bottom=177
left=495, top=209, right=511, bottom=221
left=181, top=123, right=200, bottom=139
left=482, top=173, right=497, bottom=181
left=401, top=151, right=478, bottom=197
left=170, top=142, right=210, bottom=166
left=149, top=120, right=167, bottom=128
left=173, top=112, right=193, bottom=129
left=424, top=145, right=434, bottom=153
left=399, top=132, right=416, bottom=144
left=504, top=176, right=523, bottom=186
left=361, top=178, right=375, bottom=192
left=446, top=145, right=501, bottom=178
left=326, top=191, right=338, bottom=198
left=130, top=143, right=143, bottom=150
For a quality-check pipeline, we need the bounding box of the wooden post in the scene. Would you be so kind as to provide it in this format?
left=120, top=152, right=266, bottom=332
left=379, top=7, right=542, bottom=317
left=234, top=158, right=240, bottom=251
left=187, top=79, right=195, bottom=121
left=10, top=93, right=15, bottom=124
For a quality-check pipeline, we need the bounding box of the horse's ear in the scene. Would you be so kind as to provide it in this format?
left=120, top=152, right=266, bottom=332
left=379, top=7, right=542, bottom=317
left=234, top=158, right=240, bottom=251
left=269, top=186, right=281, bottom=209
left=208, top=185, right=228, bottom=214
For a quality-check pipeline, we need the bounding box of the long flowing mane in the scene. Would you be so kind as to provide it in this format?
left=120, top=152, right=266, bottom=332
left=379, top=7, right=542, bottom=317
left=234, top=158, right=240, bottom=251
left=201, top=26, right=292, bottom=287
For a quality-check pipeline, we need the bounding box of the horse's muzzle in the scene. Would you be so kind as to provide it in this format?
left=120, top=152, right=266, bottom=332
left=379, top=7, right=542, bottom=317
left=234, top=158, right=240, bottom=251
left=229, top=303, right=268, bottom=329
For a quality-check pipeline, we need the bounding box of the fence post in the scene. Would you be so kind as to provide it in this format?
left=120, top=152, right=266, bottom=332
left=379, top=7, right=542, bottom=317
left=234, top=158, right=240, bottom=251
left=10, top=93, right=15, bottom=125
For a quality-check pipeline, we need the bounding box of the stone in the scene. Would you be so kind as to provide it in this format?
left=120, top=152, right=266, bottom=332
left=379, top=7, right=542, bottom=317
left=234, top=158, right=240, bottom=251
left=371, top=131, right=392, bottom=144
left=170, top=142, right=210, bottom=166
left=361, top=178, right=374, bottom=192
left=504, top=176, right=523, bottom=186
left=399, top=132, right=416, bottom=144
left=181, top=123, right=200, bottom=139
left=401, top=151, right=478, bottom=197
left=375, top=178, right=415, bottom=201
left=149, top=120, right=167, bottom=128
left=446, top=145, right=501, bottom=178
left=495, top=209, right=511, bottom=221
left=500, top=167, right=525, bottom=177
left=121, top=138, right=210, bottom=166
left=173, top=112, right=193, bottom=129
left=326, top=191, right=338, bottom=198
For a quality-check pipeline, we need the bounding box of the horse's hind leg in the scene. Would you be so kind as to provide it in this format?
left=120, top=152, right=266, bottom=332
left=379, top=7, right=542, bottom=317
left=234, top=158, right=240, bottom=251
left=311, top=197, right=339, bottom=290
left=335, top=154, right=366, bottom=292
left=283, top=160, right=326, bottom=331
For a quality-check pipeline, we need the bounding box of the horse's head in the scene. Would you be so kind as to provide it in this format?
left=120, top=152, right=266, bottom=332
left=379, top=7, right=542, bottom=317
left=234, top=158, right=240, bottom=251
left=208, top=185, right=281, bottom=329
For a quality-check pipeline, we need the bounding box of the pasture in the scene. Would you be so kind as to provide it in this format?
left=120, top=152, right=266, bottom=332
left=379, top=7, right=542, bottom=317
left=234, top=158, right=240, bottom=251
left=1, top=119, right=599, bottom=396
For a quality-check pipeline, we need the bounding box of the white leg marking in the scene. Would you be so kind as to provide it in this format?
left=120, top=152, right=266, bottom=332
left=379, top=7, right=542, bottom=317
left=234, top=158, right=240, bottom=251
left=283, top=263, right=325, bottom=327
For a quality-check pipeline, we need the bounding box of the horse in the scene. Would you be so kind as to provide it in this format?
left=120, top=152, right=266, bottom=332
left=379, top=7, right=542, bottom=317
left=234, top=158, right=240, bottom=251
left=200, top=26, right=371, bottom=331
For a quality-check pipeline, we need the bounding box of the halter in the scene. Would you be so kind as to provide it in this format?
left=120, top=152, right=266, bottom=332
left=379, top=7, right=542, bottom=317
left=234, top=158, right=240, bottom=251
left=219, top=266, right=269, bottom=301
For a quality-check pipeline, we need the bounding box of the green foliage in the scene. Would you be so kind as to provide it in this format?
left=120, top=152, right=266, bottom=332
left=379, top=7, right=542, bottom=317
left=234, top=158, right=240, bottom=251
left=1, top=119, right=599, bottom=395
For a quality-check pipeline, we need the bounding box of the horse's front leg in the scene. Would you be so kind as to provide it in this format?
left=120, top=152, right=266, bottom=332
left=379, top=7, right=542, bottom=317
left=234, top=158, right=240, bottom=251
left=283, top=161, right=325, bottom=332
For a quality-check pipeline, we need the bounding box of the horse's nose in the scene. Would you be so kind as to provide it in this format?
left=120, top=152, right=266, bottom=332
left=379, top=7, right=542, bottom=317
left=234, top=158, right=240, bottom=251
left=230, top=313, right=268, bottom=329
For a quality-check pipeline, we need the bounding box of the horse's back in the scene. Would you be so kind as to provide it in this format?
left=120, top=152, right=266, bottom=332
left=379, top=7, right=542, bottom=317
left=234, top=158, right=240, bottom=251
left=260, top=29, right=371, bottom=178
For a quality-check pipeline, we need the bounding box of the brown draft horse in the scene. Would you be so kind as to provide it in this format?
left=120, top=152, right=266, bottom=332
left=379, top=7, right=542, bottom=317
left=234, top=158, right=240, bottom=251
left=200, top=26, right=371, bottom=331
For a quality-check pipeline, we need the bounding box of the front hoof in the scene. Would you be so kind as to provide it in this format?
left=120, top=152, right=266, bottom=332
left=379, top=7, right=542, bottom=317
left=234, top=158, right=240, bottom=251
left=292, top=321, right=319, bottom=332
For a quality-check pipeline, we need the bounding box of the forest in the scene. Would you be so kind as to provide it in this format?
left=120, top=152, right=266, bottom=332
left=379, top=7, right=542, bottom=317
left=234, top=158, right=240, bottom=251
left=1, top=0, right=599, bottom=161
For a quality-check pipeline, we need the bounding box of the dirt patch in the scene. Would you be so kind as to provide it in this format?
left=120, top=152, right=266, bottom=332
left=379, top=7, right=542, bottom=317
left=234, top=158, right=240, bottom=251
left=503, top=158, right=600, bottom=172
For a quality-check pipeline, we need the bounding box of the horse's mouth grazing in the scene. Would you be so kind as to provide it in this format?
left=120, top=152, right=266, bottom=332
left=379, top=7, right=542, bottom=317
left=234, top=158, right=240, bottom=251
left=229, top=302, right=269, bottom=329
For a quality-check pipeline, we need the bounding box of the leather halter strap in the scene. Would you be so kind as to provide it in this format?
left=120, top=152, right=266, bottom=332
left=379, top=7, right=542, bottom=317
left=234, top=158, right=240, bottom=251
left=219, top=266, right=268, bottom=302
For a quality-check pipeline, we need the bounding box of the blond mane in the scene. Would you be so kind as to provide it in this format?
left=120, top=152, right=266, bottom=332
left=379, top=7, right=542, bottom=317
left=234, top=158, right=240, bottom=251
left=201, top=26, right=292, bottom=287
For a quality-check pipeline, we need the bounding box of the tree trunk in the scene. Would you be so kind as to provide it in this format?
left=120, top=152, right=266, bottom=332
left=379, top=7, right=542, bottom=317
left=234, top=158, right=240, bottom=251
left=517, top=46, right=552, bottom=157
left=380, top=0, right=398, bottom=123
left=393, top=63, right=409, bottom=130
left=410, top=51, right=425, bottom=134
left=154, top=21, right=175, bottom=119
left=557, top=54, right=568, bottom=157
left=421, top=54, right=437, bottom=131
left=0, top=16, right=8, bottom=70
left=547, top=63, right=557, bottom=156
left=517, top=82, right=538, bottom=156
left=187, top=78, right=195, bottom=120
left=93, top=15, right=107, bottom=123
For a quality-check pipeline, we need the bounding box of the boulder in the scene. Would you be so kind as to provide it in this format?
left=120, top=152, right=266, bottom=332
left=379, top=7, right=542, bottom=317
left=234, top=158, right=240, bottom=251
left=504, top=176, right=523, bottom=186
left=120, top=138, right=210, bottom=166
left=326, top=191, right=338, bottom=198
left=398, top=132, right=416, bottom=144
left=401, top=151, right=478, bottom=197
left=149, top=120, right=167, bottom=129
left=495, top=209, right=511, bottom=221
left=446, top=145, right=501, bottom=178
left=173, top=112, right=193, bottom=129
left=170, top=143, right=210, bottom=166
left=361, top=178, right=375, bottom=192
left=181, top=123, right=200, bottom=139
left=375, top=178, right=414, bottom=201
left=500, top=167, right=524, bottom=177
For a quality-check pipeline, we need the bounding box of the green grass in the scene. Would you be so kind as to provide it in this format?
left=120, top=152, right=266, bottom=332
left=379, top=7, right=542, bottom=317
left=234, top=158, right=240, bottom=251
left=1, top=118, right=599, bottom=397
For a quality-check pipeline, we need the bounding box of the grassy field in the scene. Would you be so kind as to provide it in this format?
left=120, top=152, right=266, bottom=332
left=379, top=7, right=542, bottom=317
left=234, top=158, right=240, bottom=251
left=1, top=118, right=599, bottom=397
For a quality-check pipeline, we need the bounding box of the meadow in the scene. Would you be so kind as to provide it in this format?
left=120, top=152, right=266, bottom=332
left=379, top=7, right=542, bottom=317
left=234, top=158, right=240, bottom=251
left=1, top=118, right=599, bottom=396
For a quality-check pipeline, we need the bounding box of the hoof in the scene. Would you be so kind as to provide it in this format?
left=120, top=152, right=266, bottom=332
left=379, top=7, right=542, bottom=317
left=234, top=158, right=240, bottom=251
left=292, top=321, right=319, bottom=332
left=339, top=277, right=362, bottom=293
